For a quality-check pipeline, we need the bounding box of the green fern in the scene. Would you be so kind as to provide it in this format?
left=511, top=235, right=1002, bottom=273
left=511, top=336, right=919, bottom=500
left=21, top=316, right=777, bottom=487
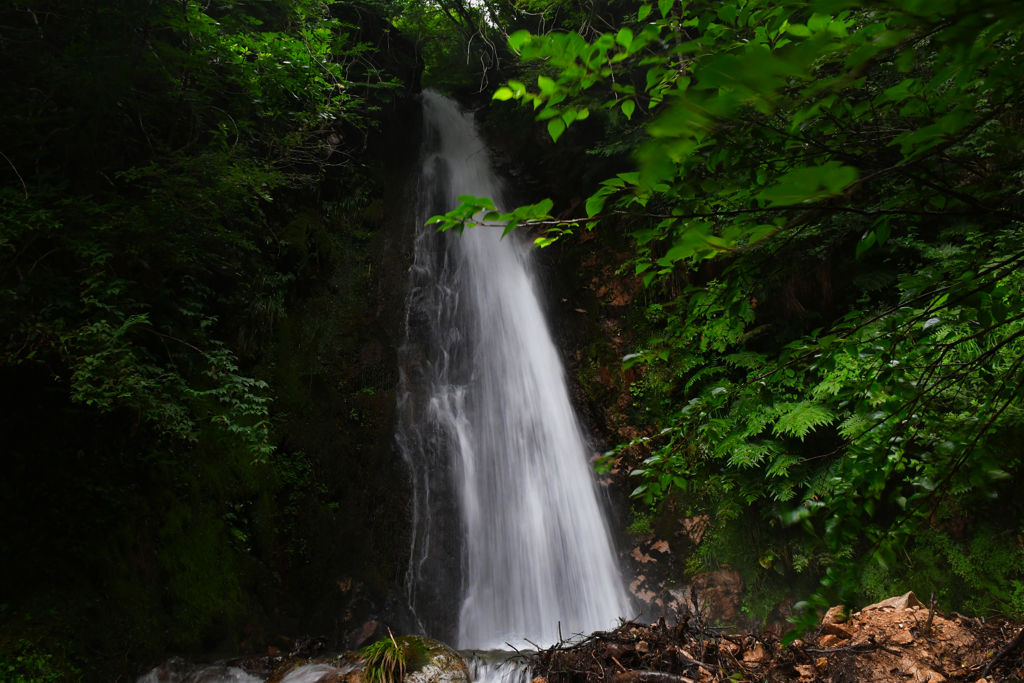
left=802, top=460, right=841, bottom=501
left=722, top=439, right=781, bottom=469
left=766, top=452, right=802, bottom=479
left=838, top=412, right=873, bottom=440
left=772, top=402, right=837, bottom=440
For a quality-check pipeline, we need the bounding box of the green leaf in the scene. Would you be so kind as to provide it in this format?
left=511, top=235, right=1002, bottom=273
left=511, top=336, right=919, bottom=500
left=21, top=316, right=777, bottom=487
left=807, top=13, right=831, bottom=32
left=756, top=162, right=859, bottom=207
left=616, top=28, right=634, bottom=49
left=875, top=221, right=891, bottom=246
left=463, top=1, right=1024, bottom=635
left=586, top=194, right=607, bottom=217
left=492, top=87, right=515, bottom=101
left=621, top=99, right=636, bottom=120
left=548, top=118, right=566, bottom=142
left=508, top=30, right=531, bottom=52
left=856, top=230, right=876, bottom=258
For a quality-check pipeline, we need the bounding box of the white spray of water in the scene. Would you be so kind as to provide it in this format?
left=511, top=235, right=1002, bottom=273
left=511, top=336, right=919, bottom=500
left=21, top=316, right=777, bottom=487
left=465, top=652, right=534, bottom=683
left=279, top=664, right=342, bottom=683
left=399, top=91, right=630, bottom=651
left=136, top=660, right=263, bottom=683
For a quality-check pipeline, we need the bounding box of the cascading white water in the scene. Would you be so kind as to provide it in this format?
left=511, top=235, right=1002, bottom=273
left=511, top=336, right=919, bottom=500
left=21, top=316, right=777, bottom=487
left=398, top=92, right=631, bottom=651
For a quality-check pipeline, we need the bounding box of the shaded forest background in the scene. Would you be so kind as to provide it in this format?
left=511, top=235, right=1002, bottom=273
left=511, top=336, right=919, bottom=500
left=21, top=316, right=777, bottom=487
left=4, top=0, right=1024, bottom=681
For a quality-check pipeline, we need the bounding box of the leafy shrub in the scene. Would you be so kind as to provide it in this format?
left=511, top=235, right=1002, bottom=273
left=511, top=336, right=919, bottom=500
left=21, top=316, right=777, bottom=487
left=0, top=641, right=80, bottom=683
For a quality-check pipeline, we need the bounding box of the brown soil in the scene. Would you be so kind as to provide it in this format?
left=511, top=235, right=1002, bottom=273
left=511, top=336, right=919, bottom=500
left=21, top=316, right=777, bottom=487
left=527, top=594, right=1024, bottom=682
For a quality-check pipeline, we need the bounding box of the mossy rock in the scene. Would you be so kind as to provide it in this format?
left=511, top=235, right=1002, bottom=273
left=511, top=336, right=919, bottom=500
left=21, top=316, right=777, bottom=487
left=397, top=636, right=469, bottom=683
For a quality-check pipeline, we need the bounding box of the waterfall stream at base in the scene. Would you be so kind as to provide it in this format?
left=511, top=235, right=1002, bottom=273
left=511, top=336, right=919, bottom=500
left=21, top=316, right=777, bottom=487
left=398, top=91, right=630, bottom=653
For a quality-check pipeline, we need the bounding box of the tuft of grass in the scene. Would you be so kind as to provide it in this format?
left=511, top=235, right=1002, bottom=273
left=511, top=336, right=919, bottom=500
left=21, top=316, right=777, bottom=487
left=362, top=633, right=406, bottom=683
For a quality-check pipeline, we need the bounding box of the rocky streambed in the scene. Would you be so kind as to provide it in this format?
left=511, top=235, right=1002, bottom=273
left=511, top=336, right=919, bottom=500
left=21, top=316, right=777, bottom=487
left=139, top=637, right=476, bottom=683
left=136, top=592, right=1024, bottom=683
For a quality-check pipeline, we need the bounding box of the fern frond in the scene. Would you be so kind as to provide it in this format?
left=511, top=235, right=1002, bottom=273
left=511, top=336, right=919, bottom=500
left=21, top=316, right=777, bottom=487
left=838, top=412, right=872, bottom=440
left=773, top=402, right=837, bottom=440
left=686, top=365, right=727, bottom=392
left=803, top=459, right=841, bottom=501
left=724, top=351, right=767, bottom=368
left=766, top=452, right=801, bottom=478
left=724, top=439, right=782, bottom=469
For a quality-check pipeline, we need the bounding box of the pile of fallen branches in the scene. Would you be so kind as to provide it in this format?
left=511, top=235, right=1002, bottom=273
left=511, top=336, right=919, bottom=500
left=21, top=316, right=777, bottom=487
left=527, top=609, right=766, bottom=683
left=526, top=593, right=1024, bottom=682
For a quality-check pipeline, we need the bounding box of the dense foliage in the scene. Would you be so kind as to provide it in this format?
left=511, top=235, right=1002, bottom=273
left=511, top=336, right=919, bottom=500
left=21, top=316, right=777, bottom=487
left=0, top=0, right=396, bottom=458
left=1, top=0, right=417, bottom=677
left=437, top=0, right=1024, bottom=628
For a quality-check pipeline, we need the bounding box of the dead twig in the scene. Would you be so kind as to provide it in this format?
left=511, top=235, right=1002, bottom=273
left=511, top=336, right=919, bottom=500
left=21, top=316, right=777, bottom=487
left=0, top=149, right=28, bottom=199
left=804, top=644, right=880, bottom=655
left=981, top=626, right=1024, bottom=679
left=923, top=592, right=936, bottom=637
left=610, top=672, right=696, bottom=683
left=591, top=651, right=605, bottom=679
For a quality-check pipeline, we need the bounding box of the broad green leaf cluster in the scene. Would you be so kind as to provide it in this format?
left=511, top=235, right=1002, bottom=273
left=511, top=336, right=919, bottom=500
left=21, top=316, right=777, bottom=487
left=440, top=0, right=1024, bottom=627
left=427, top=195, right=556, bottom=237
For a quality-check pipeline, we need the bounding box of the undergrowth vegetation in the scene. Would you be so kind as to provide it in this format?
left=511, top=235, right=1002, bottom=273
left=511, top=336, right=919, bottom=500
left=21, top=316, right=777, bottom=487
left=0, top=637, right=81, bottom=683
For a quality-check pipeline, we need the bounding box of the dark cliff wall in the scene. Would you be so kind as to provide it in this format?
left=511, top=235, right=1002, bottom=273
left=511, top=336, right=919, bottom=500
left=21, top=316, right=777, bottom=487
left=254, top=100, right=425, bottom=647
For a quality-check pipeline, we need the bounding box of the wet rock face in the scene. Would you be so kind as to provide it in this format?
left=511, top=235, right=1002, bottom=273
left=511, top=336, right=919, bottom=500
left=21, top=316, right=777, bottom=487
left=399, top=636, right=470, bottom=683
left=659, top=568, right=745, bottom=625
left=691, top=569, right=745, bottom=622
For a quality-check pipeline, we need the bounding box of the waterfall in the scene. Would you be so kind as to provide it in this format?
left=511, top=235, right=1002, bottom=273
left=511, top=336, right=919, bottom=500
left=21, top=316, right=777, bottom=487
left=398, top=92, right=631, bottom=651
